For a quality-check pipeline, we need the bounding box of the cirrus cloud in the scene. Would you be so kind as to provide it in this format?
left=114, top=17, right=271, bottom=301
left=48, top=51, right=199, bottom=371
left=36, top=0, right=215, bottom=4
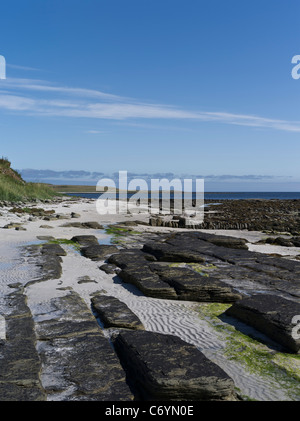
left=0, top=77, right=300, bottom=133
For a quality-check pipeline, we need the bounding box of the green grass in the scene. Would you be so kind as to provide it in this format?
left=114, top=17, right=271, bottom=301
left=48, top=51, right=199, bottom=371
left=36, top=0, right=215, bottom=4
left=0, top=173, right=59, bottom=202
left=0, top=157, right=11, bottom=169
left=47, top=238, right=81, bottom=251
left=105, top=225, right=142, bottom=244
left=0, top=157, right=60, bottom=202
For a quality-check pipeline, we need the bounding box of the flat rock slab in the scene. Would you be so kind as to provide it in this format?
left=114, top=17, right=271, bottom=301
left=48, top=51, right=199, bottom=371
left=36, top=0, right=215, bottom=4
left=142, top=242, right=207, bottom=263
left=33, top=291, right=133, bottom=400
left=122, top=232, right=300, bottom=301
left=0, top=316, right=5, bottom=340
left=91, top=295, right=144, bottom=330
left=143, top=231, right=248, bottom=262
left=34, top=292, right=105, bottom=341
left=99, top=263, right=118, bottom=274
left=108, top=249, right=157, bottom=269
left=111, top=248, right=241, bottom=302
left=61, top=221, right=103, bottom=229
left=81, top=244, right=119, bottom=261
left=118, top=266, right=178, bottom=299
left=152, top=266, right=242, bottom=303
left=24, top=244, right=64, bottom=286
left=37, top=333, right=133, bottom=401
left=0, top=289, right=46, bottom=401
left=40, top=243, right=67, bottom=256
left=113, top=330, right=237, bottom=401
left=194, top=232, right=249, bottom=249
left=226, top=294, right=300, bottom=353
left=71, top=235, right=99, bottom=246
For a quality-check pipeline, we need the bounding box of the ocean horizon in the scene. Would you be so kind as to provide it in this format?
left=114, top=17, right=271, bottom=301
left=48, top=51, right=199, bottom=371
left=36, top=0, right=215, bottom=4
left=65, top=191, right=300, bottom=201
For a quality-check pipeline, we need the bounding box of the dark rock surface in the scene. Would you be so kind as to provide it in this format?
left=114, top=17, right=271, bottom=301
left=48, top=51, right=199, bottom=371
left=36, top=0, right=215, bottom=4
left=118, top=266, right=178, bottom=299
left=71, top=235, right=99, bottom=246
left=143, top=231, right=249, bottom=262
left=33, top=291, right=134, bottom=400
left=196, top=232, right=248, bottom=249
left=225, top=295, right=300, bottom=353
left=151, top=199, right=300, bottom=232
left=91, top=294, right=144, bottom=330
left=40, top=243, right=67, bottom=256
left=257, top=236, right=300, bottom=248
left=99, top=263, right=118, bottom=274
left=77, top=275, right=97, bottom=284
left=38, top=333, right=133, bottom=400
left=61, top=221, right=103, bottom=229
left=151, top=265, right=242, bottom=303
left=24, top=243, right=65, bottom=286
left=113, top=330, right=237, bottom=401
left=0, top=288, right=46, bottom=401
left=81, top=244, right=119, bottom=261
left=104, top=230, right=300, bottom=303
left=141, top=232, right=300, bottom=301
left=143, top=241, right=207, bottom=263
left=108, top=248, right=157, bottom=268
left=200, top=199, right=300, bottom=233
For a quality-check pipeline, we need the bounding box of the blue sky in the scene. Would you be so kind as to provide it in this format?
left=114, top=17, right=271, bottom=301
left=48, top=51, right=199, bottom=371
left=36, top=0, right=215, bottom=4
left=0, top=0, right=300, bottom=191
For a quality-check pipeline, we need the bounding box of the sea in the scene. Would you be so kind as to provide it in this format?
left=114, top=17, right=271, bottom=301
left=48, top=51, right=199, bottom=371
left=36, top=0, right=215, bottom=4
left=65, top=192, right=300, bottom=200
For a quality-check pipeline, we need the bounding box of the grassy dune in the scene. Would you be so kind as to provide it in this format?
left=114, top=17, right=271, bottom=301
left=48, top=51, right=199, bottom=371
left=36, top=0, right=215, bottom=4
left=0, top=158, right=58, bottom=202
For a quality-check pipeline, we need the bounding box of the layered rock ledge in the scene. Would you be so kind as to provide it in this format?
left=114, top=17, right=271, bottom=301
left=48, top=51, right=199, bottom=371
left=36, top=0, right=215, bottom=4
left=24, top=243, right=66, bottom=286
left=225, top=295, right=300, bottom=353
left=31, top=291, right=134, bottom=401
left=108, top=230, right=300, bottom=302
left=0, top=288, right=46, bottom=401
left=149, top=199, right=300, bottom=233
left=91, top=294, right=144, bottom=330
left=113, top=330, right=237, bottom=401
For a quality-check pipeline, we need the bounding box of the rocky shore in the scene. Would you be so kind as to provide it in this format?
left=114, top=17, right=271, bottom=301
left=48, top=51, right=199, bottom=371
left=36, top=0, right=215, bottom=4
left=150, top=199, right=300, bottom=233
left=0, top=197, right=300, bottom=401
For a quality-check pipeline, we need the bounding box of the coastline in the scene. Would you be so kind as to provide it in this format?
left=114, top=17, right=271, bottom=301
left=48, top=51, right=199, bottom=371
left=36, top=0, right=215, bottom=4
left=0, top=196, right=300, bottom=401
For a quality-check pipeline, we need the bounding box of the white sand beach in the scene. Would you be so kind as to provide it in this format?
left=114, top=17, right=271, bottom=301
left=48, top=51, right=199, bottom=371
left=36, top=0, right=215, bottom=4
left=0, top=196, right=300, bottom=401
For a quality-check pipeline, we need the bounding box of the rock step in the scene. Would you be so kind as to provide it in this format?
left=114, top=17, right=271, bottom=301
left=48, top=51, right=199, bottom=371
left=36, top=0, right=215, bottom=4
left=118, top=266, right=178, bottom=300
left=71, top=235, right=99, bottom=246
left=140, top=232, right=300, bottom=300
left=60, top=221, right=103, bottom=229
left=81, top=244, right=119, bottom=261
left=0, top=288, right=46, bottom=401
left=225, top=294, right=300, bottom=353
left=24, top=243, right=65, bottom=286
left=110, top=247, right=242, bottom=302
left=108, top=248, right=157, bottom=268
left=33, top=291, right=134, bottom=401
left=91, top=294, right=144, bottom=330
left=142, top=242, right=207, bottom=263
left=112, top=330, right=237, bottom=401
left=151, top=265, right=242, bottom=303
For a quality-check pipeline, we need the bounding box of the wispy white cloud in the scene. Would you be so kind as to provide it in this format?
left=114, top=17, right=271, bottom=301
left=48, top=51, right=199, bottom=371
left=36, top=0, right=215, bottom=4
left=86, top=130, right=107, bottom=134
left=0, top=77, right=300, bottom=133
left=3, top=77, right=125, bottom=101
left=6, top=64, right=40, bottom=72
left=0, top=93, right=35, bottom=110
